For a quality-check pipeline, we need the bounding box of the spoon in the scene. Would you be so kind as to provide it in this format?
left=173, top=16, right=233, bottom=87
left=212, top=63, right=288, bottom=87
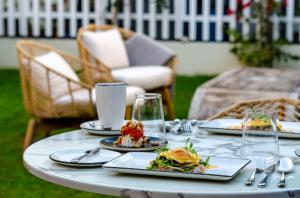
left=295, top=149, right=300, bottom=157
left=190, top=119, right=198, bottom=126
left=277, top=157, right=294, bottom=188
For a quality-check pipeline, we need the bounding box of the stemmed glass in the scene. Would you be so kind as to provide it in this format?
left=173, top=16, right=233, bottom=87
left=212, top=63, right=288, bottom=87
left=132, top=93, right=165, bottom=137
left=241, top=109, right=279, bottom=168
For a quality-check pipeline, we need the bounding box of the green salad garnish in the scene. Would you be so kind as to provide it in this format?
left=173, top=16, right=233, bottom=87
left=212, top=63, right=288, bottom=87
left=147, top=138, right=210, bottom=173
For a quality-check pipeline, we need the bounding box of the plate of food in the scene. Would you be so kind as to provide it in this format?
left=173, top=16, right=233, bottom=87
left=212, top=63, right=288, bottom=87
left=80, top=120, right=120, bottom=135
left=103, top=139, right=250, bottom=181
left=99, top=120, right=168, bottom=152
left=199, top=119, right=300, bottom=138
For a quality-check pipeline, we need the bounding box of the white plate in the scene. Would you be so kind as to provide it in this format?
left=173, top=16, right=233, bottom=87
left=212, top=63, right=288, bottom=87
left=49, top=149, right=121, bottom=167
left=199, top=119, right=300, bottom=138
left=99, top=136, right=168, bottom=152
left=80, top=120, right=120, bottom=135
left=103, top=152, right=250, bottom=181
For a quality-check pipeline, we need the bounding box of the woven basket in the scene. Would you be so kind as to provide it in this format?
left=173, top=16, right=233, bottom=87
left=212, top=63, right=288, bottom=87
left=208, top=98, right=300, bottom=122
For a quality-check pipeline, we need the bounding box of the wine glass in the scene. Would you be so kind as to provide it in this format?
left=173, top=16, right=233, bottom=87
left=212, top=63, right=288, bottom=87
left=132, top=93, right=165, bottom=137
left=241, top=109, right=279, bottom=168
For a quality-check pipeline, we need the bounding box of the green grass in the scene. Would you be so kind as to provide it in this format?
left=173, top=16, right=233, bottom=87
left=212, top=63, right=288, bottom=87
left=0, top=69, right=214, bottom=197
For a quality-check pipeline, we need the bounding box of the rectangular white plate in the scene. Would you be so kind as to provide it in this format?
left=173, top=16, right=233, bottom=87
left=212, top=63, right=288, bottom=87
left=199, top=119, right=300, bottom=138
left=103, top=152, right=250, bottom=181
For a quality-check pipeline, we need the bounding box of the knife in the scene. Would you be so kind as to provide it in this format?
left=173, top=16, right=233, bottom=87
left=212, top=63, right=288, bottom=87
left=70, top=148, right=100, bottom=163
left=258, top=164, right=276, bottom=188
left=292, top=158, right=300, bottom=164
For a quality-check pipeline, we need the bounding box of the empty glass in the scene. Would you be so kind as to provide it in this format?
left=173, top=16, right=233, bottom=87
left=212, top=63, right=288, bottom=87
left=132, top=93, right=165, bottom=137
left=241, top=109, right=279, bottom=168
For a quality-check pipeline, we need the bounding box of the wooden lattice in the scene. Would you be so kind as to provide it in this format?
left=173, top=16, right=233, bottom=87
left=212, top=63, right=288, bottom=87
left=208, top=98, right=300, bottom=122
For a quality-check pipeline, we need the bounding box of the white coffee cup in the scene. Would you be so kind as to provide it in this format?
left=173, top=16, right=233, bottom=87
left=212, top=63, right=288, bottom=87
left=95, top=83, right=126, bottom=130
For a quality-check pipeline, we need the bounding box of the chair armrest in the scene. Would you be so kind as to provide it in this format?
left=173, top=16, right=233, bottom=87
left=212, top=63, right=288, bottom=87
left=164, top=55, right=177, bottom=86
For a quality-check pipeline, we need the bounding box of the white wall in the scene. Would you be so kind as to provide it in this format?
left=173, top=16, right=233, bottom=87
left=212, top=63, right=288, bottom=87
left=1, top=38, right=300, bottom=75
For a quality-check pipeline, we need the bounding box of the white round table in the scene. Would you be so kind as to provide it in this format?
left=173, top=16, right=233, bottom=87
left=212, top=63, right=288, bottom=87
left=23, top=128, right=300, bottom=198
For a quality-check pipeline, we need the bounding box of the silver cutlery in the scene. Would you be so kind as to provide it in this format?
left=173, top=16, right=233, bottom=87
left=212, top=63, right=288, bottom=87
left=70, top=148, right=100, bottom=163
left=277, top=157, right=294, bottom=188
left=168, top=119, right=204, bottom=134
left=165, top=119, right=180, bottom=133
left=177, top=119, right=193, bottom=133
left=292, top=157, right=300, bottom=164
left=190, top=119, right=198, bottom=126
left=171, top=119, right=181, bottom=126
left=295, top=149, right=300, bottom=157
left=183, top=123, right=193, bottom=132
left=245, top=157, right=265, bottom=186
left=89, top=122, right=112, bottom=131
left=258, top=163, right=276, bottom=188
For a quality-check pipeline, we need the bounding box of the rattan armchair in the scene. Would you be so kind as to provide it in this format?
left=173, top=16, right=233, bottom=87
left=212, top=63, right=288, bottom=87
left=77, top=24, right=177, bottom=119
left=17, top=40, right=100, bottom=150
left=208, top=98, right=300, bottom=122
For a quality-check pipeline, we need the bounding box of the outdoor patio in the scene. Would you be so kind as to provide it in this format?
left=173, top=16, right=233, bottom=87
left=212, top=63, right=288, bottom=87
left=0, top=69, right=213, bottom=197
left=1, top=0, right=300, bottom=198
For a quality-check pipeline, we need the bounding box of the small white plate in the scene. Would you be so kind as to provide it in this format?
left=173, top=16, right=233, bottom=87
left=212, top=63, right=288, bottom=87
left=80, top=120, right=120, bottom=135
left=199, top=119, right=300, bottom=139
left=49, top=149, right=121, bottom=167
left=103, top=152, right=250, bottom=181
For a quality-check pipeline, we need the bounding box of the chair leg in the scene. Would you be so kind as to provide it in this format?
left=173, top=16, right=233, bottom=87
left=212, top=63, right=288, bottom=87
left=162, top=87, right=175, bottom=120
left=125, top=106, right=132, bottom=120
left=42, top=120, right=55, bottom=137
left=23, top=118, right=37, bottom=151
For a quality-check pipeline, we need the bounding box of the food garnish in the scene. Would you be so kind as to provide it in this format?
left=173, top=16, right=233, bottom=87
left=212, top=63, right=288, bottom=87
left=228, top=114, right=282, bottom=131
left=147, top=138, right=211, bottom=173
left=246, top=113, right=282, bottom=131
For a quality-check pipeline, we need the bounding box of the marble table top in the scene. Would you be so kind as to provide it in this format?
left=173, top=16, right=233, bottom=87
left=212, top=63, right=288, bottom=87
left=23, top=127, right=300, bottom=198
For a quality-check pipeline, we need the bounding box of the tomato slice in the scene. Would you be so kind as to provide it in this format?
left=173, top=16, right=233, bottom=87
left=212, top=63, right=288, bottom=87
left=121, top=121, right=144, bottom=140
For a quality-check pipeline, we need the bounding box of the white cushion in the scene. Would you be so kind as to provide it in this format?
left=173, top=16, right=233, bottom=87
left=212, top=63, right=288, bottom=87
left=111, top=66, right=172, bottom=90
left=33, top=52, right=80, bottom=98
left=125, top=86, right=145, bottom=105
left=55, top=85, right=145, bottom=107
left=82, top=29, right=129, bottom=69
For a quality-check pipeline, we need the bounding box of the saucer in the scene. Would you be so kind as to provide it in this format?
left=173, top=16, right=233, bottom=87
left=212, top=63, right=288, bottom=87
left=80, top=120, right=120, bottom=135
left=49, top=148, right=121, bottom=167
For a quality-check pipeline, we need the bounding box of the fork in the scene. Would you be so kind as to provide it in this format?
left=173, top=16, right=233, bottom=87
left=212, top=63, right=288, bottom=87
left=181, top=120, right=193, bottom=132
left=245, top=156, right=265, bottom=186
left=183, top=123, right=192, bottom=132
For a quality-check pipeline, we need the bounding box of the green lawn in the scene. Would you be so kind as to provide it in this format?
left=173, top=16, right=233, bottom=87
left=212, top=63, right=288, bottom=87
left=0, top=69, right=214, bottom=197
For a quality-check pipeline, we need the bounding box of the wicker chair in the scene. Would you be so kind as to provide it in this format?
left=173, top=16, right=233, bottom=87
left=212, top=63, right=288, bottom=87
left=77, top=24, right=177, bottom=119
left=208, top=98, right=300, bottom=122
left=17, top=40, right=100, bottom=150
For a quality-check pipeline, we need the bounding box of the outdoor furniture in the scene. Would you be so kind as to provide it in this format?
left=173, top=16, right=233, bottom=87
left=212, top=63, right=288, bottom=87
left=189, top=67, right=300, bottom=120
left=17, top=40, right=144, bottom=150
left=208, top=98, right=300, bottom=121
left=77, top=24, right=177, bottom=119
left=23, top=127, right=300, bottom=197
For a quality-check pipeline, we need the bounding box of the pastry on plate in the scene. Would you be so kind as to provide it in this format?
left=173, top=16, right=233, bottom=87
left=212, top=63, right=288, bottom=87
left=113, top=121, right=150, bottom=147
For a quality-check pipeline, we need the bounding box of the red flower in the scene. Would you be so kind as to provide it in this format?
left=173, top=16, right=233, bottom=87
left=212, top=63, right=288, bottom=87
left=226, top=0, right=252, bottom=16
left=227, top=8, right=235, bottom=15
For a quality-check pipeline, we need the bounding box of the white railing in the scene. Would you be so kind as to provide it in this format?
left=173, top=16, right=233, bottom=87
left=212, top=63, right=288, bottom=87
left=0, top=0, right=299, bottom=42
